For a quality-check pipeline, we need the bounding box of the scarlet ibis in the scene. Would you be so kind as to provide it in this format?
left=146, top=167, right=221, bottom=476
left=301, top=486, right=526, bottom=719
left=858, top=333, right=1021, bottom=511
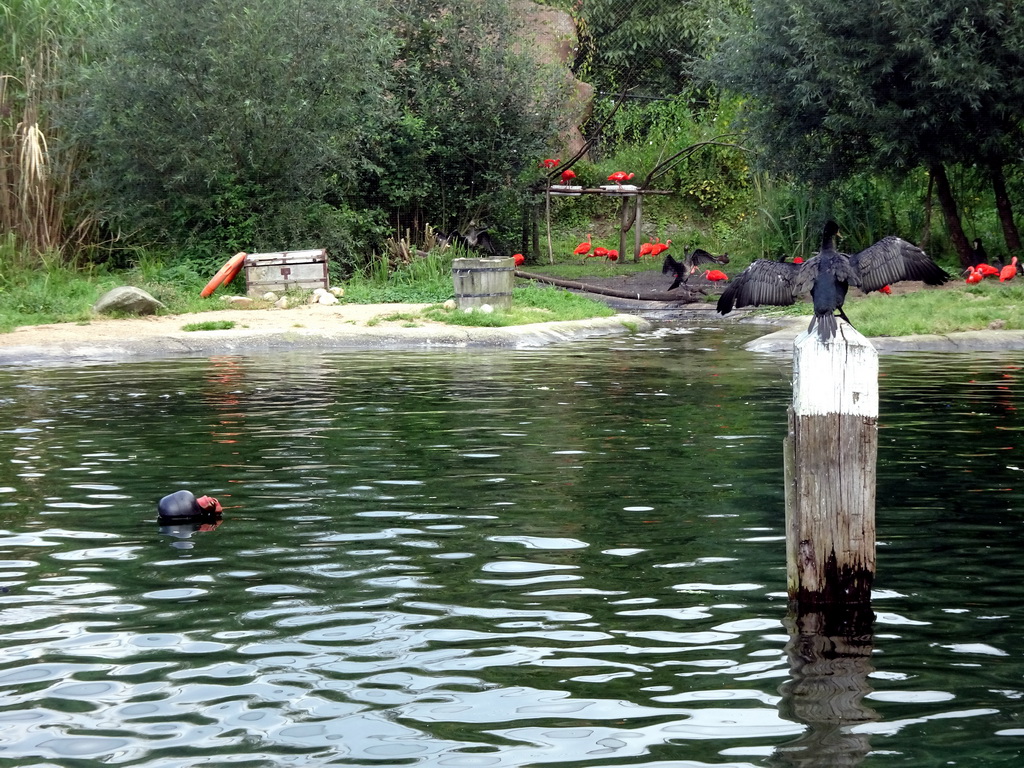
left=638, top=240, right=658, bottom=258
left=793, top=256, right=804, bottom=264
left=977, top=263, right=1000, bottom=277
left=1000, top=257, right=1018, bottom=282
left=573, top=235, right=592, bottom=257
left=607, top=171, right=635, bottom=184
left=704, top=269, right=729, bottom=282
left=663, top=250, right=730, bottom=290
left=560, top=169, right=576, bottom=184
left=540, top=158, right=559, bottom=169
left=512, top=253, right=525, bottom=266
left=606, top=249, right=619, bottom=261
left=879, top=284, right=892, bottom=294
left=717, top=220, right=949, bottom=341
left=592, top=246, right=609, bottom=259
left=650, top=239, right=672, bottom=257
left=965, top=266, right=983, bottom=284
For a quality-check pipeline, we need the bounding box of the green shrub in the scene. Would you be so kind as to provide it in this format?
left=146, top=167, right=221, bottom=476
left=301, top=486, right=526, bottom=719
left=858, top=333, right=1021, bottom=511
left=69, top=0, right=392, bottom=273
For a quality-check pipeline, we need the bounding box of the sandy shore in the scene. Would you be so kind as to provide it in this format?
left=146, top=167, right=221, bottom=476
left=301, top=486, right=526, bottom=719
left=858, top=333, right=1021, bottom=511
left=0, top=302, right=651, bottom=365
left=5, top=292, right=1024, bottom=366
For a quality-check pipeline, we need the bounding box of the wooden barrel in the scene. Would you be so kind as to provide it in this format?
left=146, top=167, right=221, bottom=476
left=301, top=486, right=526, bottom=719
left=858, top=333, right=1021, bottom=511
left=452, top=257, right=515, bottom=309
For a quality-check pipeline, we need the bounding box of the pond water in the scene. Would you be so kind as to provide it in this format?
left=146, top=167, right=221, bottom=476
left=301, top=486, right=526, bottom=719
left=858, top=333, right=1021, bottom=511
left=0, top=323, right=1022, bottom=767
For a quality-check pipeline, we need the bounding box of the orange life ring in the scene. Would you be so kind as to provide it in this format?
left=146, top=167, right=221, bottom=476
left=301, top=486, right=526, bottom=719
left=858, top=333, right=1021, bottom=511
left=201, top=252, right=247, bottom=298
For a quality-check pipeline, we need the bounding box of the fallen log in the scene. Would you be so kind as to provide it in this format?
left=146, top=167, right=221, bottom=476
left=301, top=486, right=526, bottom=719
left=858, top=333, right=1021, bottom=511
left=514, top=270, right=704, bottom=303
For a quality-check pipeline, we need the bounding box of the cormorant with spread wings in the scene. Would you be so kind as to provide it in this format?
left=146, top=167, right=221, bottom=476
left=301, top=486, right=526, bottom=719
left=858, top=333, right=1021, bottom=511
left=717, top=221, right=949, bottom=341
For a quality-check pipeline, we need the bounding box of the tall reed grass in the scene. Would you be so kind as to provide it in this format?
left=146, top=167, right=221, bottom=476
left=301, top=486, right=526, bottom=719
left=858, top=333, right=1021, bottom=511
left=1, top=0, right=108, bottom=267
left=344, top=246, right=460, bottom=304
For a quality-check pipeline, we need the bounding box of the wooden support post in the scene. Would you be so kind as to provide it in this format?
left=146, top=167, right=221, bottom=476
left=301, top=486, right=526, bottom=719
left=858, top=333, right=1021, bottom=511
left=530, top=204, right=541, bottom=263
left=633, top=193, right=643, bottom=262
left=545, top=189, right=554, bottom=264
left=784, top=324, right=878, bottom=608
left=618, top=197, right=629, bottom=263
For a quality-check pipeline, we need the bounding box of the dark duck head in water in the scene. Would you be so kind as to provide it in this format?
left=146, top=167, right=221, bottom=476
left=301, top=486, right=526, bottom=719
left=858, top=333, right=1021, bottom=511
left=717, top=220, right=949, bottom=341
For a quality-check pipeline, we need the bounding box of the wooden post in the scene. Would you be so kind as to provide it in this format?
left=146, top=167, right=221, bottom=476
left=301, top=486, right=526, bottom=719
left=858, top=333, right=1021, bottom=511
left=633, top=193, right=643, bottom=262
left=531, top=204, right=541, bottom=263
left=545, top=189, right=554, bottom=264
left=784, top=324, right=878, bottom=607
left=618, top=197, right=629, bottom=262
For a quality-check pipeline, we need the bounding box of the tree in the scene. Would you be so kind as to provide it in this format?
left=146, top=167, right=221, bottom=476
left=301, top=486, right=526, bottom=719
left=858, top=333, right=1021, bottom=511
left=70, top=0, right=392, bottom=269
left=364, top=0, right=570, bottom=241
left=575, top=0, right=747, bottom=96
left=711, top=0, right=1024, bottom=266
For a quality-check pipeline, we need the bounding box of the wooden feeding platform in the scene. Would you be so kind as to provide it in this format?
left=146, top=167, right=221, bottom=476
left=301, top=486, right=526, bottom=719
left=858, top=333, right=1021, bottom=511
left=540, top=184, right=674, bottom=264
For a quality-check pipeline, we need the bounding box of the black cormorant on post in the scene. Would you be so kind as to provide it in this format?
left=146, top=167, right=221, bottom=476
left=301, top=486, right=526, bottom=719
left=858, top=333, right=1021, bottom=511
left=717, top=221, right=949, bottom=341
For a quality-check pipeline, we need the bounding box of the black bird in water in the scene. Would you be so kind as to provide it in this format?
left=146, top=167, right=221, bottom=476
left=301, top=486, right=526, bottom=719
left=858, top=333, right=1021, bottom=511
left=662, top=249, right=730, bottom=290
left=717, top=221, right=949, bottom=341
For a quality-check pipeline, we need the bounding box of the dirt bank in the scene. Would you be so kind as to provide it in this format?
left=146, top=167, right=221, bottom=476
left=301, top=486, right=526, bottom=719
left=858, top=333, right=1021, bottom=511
left=0, top=301, right=650, bottom=365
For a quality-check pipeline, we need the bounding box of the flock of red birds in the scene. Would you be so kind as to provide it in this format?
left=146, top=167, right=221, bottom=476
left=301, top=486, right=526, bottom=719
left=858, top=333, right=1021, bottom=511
left=541, top=160, right=635, bottom=188
left=540, top=159, right=578, bottom=186
left=637, top=238, right=671, bottom=258
left=572, top=235, right=729, bottom=281
left=965, top=256, right=1018, bottom=284
left=573, top=234, right=620, bottom=262
left=547, top=162, right=726, bottom=282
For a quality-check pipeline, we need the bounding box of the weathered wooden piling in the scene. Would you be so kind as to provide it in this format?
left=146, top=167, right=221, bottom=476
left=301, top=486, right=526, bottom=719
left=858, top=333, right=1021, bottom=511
left=784, top=324, right=878, bottom=607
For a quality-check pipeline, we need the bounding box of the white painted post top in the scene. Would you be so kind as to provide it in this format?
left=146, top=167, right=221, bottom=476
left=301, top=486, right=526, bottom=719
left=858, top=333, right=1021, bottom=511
left=792, top=324, right=879, bottom=417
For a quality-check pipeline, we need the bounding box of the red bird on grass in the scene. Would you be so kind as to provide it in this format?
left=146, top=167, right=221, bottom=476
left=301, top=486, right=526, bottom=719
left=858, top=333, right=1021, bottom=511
left=879, top=284, right=892, bottom=294
left=638, top=240, right=657, bottom=258
left=573, top=234, right=592, bottom=257
left=560, top=169, right=577, bottom=184
left=703, top=269, right=729, bottom=282
left=592, top=246, right=609, bottom=260
left=512, top=253, right=525, bottom=266
left=662, top=249, right=731, bottom=290
left=965, top=266, right=983, bottom=284
left=606, top=249, right=619, bottom=262
left=650, top=239, right=672, bottom=257
left=1000, top=257, right=1019, bottom=282
left=975, top=263, right=999, bottom=277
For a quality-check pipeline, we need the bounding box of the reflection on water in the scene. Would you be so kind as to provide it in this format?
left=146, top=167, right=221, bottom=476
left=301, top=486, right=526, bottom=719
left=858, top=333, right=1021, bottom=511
left=0, top=325, right=1022, bottom=766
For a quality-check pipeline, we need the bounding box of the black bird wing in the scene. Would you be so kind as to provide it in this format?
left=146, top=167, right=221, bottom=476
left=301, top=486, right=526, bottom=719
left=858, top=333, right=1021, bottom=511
left=717, top=259, right=801, bottom=314
left=684, top=248, right=720, bottom=269
left=662, top=253, right=684, bottom=276
left=849, top=236, right=949, bottom=293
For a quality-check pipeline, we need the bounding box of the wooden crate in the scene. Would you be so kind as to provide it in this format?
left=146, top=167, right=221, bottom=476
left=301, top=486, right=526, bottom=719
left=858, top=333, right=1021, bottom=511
left=245, top=250, right=328, bottom=295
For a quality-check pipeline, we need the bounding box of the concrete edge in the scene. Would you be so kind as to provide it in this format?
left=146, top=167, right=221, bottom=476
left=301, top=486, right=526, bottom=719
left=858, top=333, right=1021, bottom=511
left=0, top=314, right=652, bottom=366
left=743, top=317, right=1024, bottom=354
